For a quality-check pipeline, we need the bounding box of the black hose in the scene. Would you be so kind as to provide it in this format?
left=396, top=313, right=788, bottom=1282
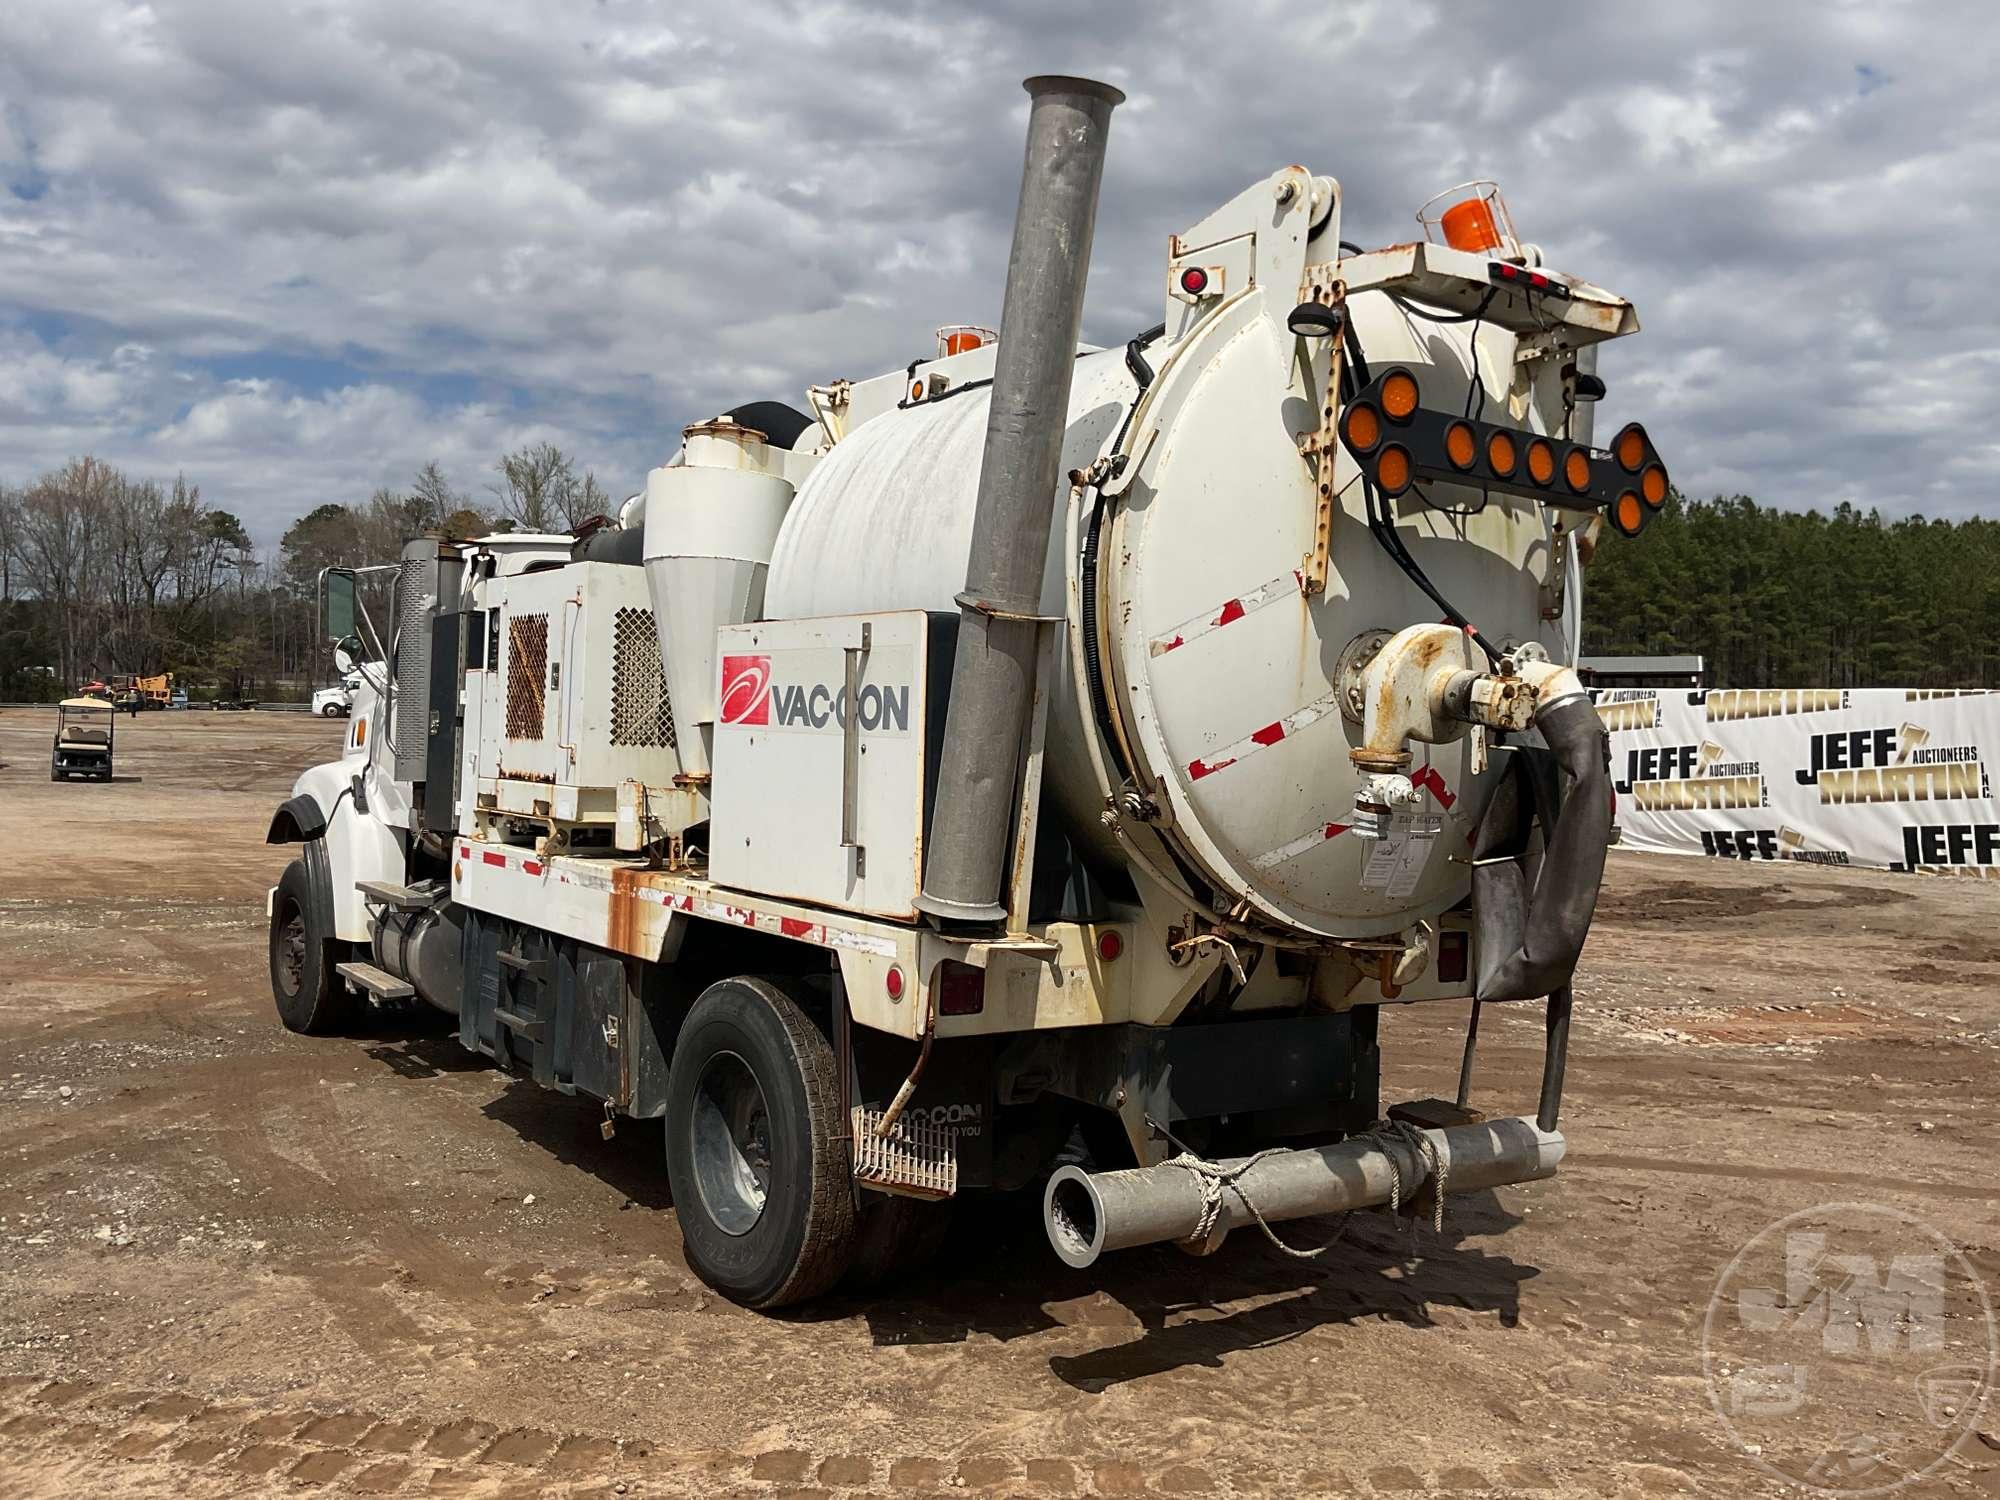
left=1342, top=320, right=1501, bottom=665
left=1079, top=492, right=1118, bottom=768
left=1388, top=290, right=1494, bottom=325
left=1455, top=999, right=1482, bottom=1109
left=1471, top=695, right=1612, bottom=1003
left=1537, top=987, right=1572, bottom=1132
left=1111, top=323, right=1166, bottom=458
left=1080, top=322, right=1166, bottom=777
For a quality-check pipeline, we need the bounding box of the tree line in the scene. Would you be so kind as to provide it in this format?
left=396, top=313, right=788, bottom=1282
left=1580, top=495, right=2000, bottom=688
left=5, top=463, right=1995, bottom=701
left=0, top=444, right=616, bottom=702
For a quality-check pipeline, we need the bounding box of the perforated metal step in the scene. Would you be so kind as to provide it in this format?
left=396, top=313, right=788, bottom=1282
left=850, top=1106, right=958, bottom=1199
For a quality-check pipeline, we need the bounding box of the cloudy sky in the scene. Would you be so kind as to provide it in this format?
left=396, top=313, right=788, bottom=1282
left=2, top=1, right=1995, bottom=545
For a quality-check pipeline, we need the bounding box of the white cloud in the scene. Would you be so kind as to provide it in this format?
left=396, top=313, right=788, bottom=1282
left=0, top=0, right=1996, bottom=547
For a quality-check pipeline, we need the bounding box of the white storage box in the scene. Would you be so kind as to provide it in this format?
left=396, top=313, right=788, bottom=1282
left=709, top=610, right=950, bottom=920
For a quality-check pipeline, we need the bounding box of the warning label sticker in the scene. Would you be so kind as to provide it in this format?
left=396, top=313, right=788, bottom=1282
left=1359, top=814, right=1442, bottom=899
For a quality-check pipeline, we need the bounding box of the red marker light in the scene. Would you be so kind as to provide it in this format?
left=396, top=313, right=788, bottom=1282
left=885, top=965, right=905, bottom=1000
left=1097, top=930, right=1123, bottom=962
left=1488, top=261, right=1571, bottom=301
left=1179, top=265, right=1209, bottom=295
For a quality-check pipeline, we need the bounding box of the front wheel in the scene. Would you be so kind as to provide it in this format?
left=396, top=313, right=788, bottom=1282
left=320, top=703, right=342, bottom=718
left=269, top=856, right=350, bottom=1034
left=663, top=977, right=857, bottom=1308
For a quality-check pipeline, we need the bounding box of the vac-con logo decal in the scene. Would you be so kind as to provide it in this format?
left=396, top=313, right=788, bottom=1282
left=720, top=653, right=911, bottom=733
left=1615, top=740, right=1766, bottom=810
left=720, top=655, right=772, bottom=726
left=1794, top=724, right=1989, bottom=805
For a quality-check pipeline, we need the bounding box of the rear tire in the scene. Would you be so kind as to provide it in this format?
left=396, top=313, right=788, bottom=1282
left=664, top=977, right=857, bottom=1308
left=269, top=856, right=350, bottom=1034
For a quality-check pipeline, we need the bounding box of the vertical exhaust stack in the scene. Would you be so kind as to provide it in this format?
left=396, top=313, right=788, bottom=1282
left=916, top=74, right=1123, bottom=923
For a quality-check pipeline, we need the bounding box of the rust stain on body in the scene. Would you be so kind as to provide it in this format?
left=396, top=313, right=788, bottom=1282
left=608, top=866, right=639, bottom=959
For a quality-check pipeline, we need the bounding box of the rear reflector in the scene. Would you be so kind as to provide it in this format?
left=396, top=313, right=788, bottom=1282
left=936, top=961, right=985, bottom=1016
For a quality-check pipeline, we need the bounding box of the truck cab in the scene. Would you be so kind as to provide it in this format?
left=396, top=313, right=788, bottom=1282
left=311, top=677, right=358, bottom=718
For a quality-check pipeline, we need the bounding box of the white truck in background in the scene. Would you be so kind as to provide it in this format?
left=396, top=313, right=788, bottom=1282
left=264, top=77, right=1667, bottom=1308
left=312, top=674, right=363, bottom=719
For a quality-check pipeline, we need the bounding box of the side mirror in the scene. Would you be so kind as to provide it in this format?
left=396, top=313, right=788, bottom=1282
left=321, top=568, right=357, bottom=641
left=332, top=639, right=361, bottom=678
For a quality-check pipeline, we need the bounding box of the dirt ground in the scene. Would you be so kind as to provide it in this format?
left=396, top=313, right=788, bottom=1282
left=1, top=706, right=1996, bottom=1499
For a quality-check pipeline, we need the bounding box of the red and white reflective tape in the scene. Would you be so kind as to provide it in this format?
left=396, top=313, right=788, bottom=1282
left=1243, top=765, right=1464, bottom=872
left=454, top=842, right=896, bottom=957
left=1186, top=688, right=1342, bottom=782
left=1149, top=570, right=1304, bottom=658
left=1411, top=763, right=1456, bottom=808
left=462, top=843, right=544, bottom=878
left=1251, top=820, right=1351, bottom=870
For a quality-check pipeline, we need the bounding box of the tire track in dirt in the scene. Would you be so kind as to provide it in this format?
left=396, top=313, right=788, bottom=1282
left=0, top=1372, right=1590, bottom=1497
left=1570, top=1151, right=1999, bottom=1201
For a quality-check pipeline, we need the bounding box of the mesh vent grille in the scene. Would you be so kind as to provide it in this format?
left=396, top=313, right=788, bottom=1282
left=505, top=614, right=548, bottom=741
left=392, top=557, right=433, bottom=766
left=610, top=607, right=676, bottom=749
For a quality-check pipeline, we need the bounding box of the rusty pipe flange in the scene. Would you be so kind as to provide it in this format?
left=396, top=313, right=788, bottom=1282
left=1350, top=749, right=1412, bottom=774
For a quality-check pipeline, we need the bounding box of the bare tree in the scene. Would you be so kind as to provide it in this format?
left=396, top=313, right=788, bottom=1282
left=561, top=469, right=613, bottom=532
left=13, top=456, right=116, bottom=687
left=0, top=484, right=20, bottom=601
left=493, top=442, right=577, bottom=532
left=103, top=474, right=175, bottom=671
left=411, top=460, right=471, bottom=530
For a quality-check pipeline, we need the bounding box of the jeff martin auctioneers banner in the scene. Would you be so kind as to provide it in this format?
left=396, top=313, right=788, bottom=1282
left=1593, top=688, right=2000, bottom=877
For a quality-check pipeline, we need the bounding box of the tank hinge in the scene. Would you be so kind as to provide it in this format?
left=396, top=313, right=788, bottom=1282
left=1293, top=266, right=1347, bottom=596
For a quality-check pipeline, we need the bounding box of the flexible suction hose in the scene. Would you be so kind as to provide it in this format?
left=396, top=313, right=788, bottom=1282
left=1470, top=696, right=1611, bottom=1003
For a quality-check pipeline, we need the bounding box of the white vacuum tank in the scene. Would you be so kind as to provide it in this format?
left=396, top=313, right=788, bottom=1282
left=764, top=286, right=1578, bottom=941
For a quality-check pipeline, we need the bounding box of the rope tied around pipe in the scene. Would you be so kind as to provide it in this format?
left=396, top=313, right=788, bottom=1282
left=1166, top=1148, right=1330, bottom=1259
left=1159, top=1119, right=1450, bottom=1259
left=1374, top=1119, right=1449, bottom=1233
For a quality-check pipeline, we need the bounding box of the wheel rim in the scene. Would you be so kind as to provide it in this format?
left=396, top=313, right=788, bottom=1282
left=276, top=900, right=307, bottom=998
left=689, top=1050, right=772, bottom=1237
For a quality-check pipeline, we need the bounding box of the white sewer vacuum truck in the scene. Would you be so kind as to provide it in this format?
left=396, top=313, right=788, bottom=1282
left=266, top=77, right=1668, bottom=1307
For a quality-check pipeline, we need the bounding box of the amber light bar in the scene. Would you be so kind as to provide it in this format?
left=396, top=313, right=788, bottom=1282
left=1337, top=365, right=1669, bottom=537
